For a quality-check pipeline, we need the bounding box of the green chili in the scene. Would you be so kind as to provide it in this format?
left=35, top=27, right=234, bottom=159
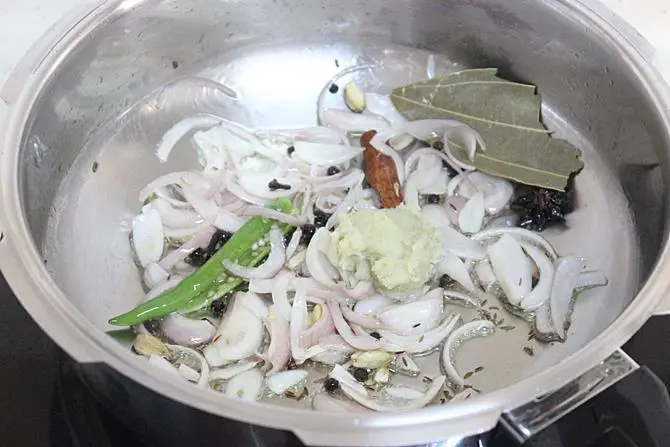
left=109, top=198, right=296, bottom=326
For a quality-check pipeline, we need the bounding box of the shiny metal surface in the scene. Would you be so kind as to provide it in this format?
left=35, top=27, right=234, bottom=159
left=1, top=0, right=670, bottom=445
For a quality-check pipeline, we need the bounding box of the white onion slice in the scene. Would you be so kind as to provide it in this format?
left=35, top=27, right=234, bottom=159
left=285, top=228, right=303, bottom=260
left=437, top=253, right=477, bottom=292
left=156, top=116, right=221, bottom=163
left=311, top=334, right=355, bottom=365
left=487, top=234, right=532, bottom=305
left=341, top=305, right=382, bottom=329
left=576, top=271, right=609, bottom=290
left=139, top=171, right=205, bottom=202
left=209, top=359, right=263, bottom=381
left=266, top=306, right=291, bottom=375
left=237, top=291, right=269, bottom=320
left=474, top=260, right=497, bottom=290
left=158, top=226, right=214, bottom=271
left=243, top=206, right=307, bottom=226
left=271, top=270, right=294, bottom=321
left=267, top=369, right=309, bottom=395
left=152, top=197, right=203, bottom=228
left=354, top=295, right=393, bottom=316
left=369, top=132, right=405, bottom=185
left=473, top=227, right=558, bottom=260
left=132, top=207, right=165, bottom=267
left=161, top=314, right=216, bottom=346
left=442, top=320, right=495, bottom=387
left=222, top=226, right=286, bottom=279
left=534, top=301, right=556, bottom=337
left=383, top=386, right=425, bottom=400
left=551, top=257, right=583, bottom=339
left=379, top=313, right=460, bottom=354
left=364, top=93, right=408, bottom=128
left=305, top=228, right=338, bottom=287
left=519, top=243, right=555, bottom=310
left=458, top=192, right=485, bottom=234
left=143, top=262, right=169, bottom=289
left=225, top=369, right=263, bottom=401
left=312, top=393, right=370, bottom=412
left=183, top=186, right=244, bottom=232
left=293, top=141, right=363, bottom=166
left=290, top=286, right=325, bottom=363
left=301, top=304, right=336, bottom=349
left=204, top=304, right=264, bottom=367
left=378, top=294, right=443, bottom=335
left=435, top=225, right=486, bottom=260
left=329, top=301, right=383, bottom=351
left=322, top=109, right=392, bottom=135
left=178, top=364, right=201, bottom=383
left=167, top=344, right=210, bottom=387
left=443, top=290, right=485, bottom=308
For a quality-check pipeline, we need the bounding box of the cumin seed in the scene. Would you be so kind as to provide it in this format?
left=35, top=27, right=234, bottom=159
left=523, top=346, right=535, bottom=356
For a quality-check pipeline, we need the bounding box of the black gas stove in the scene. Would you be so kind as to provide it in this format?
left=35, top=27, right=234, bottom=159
left=3, top=271, right=670, bottom=447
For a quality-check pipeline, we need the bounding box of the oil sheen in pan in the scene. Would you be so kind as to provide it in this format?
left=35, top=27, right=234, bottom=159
left=43, top=42, right=638, bottom=408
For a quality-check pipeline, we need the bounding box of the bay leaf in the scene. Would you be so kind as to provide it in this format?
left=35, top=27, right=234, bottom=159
left=390, top=68, right=583, bottom=191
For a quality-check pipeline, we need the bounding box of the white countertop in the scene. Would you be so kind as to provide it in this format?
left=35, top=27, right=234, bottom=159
left=0, top=0, right=669, bottom=92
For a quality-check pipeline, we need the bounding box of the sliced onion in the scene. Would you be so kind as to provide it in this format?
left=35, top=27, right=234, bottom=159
left=266, top=306, right=291, bottom=374
left=158, top=226, right=215, bottom=271
left=143, top=262, right=169, bottom=289
left=369, top=132, right=405, bottom=185
left=163, top=219, right=215, bottom=239
left=139, top=171, right=205, bottom=202
left=311, top=334, right=355, bottom=365
left=290, top=286, right=325, bottom=363
left=237, top=291, right=269, bottom=320
left=487, top=234, right=532, bottom=305
left=354, top=295, right=393, bottom=316
left=223, top=226, right=286, bottom=279
left=322, top=109, right=392, bottom=135
left=474, top=260, right=497, bottom=290
left=435, top=225, right=486, bottom=260
left=204, top=302, right=264, bottom=367
left=271, top=270, right=295, bottom=320
left=161, top=314, right=216, bottom=346
left=576, top=270, right=609, bottom=291
left=285, top=228, right=303, bottom=260
left=442, top=320, right=495, bottom=387
left=167, top=344, right=210, bottom=387
left=458, top=192, right=485, bottom=234
left=183, top=185, right=244, bottom=232
left=267, top=369, right=309, bottom=395
left=383, top=386, right=425, bottom=400
left=341, top=305, right=382, bottom=329
left=243, top=206, right=307, bottom=226
left=364, top=93, right=408, bottom=128
left=132, top=207, right=164, bottom=267
left=331, top=364, right=446, bottom=412
left=144, top=275, right=185, bottom=301
left=379, top=313, right=460, bottom=354
left=519, top=243, right=555, bottom=310
left=209, top=359, right=263, bottom=381
left=443, top=290, right=485, bottom=308
left=534, top=301, right=556, bottom=338
left=551, top=257, right=583, bottom=339
left=437, top=253, right=476, bottom=292
left=293, top=141, right=363, bottom=166
left=312, top=393, right=370, bottom=412
left=378, top=294, right=443, bottom=335
left=462, top=172, right=514, bottom=215
left=156, top=116, right=221, bottom=163
left=305, top=228, right=338, bottom=287
left=151, top=197, right=203, bottom=228
left=473, top=227, right=558, bottom=260
left=329, top=301, right=383, bottom=351
left=225, top=369, right=263, bottom=401
left=178, top=364, right=202, bottom=383
left=301, top=304, right=336, bottom=349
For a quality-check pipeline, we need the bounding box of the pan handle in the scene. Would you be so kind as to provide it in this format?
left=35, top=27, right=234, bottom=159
left=500, top=349, right=638, bottom=443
